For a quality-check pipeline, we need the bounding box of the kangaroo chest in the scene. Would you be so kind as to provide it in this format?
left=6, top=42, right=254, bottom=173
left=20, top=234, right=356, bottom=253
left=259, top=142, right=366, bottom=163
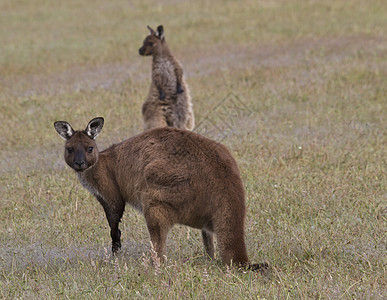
left=152, top=58, right=177, bottom=86
left=77, top=172, right=107, bottom=204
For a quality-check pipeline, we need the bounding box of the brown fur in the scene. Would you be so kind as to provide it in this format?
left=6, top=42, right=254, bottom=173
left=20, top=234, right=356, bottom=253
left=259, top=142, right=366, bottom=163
left=54, top=117, right=249, bottom=267
left=139, top=25, right=194, bottom=131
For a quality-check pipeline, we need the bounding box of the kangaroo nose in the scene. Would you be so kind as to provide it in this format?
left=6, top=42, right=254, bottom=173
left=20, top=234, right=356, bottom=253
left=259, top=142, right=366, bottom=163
left=139, top=47, right=144, bottom=55
left=75, top=161, right=85, bottom=168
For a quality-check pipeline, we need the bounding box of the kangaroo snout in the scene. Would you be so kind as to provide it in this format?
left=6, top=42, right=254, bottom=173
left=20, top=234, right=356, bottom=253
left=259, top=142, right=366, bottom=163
left=74, top=160, right=86, bottom=170
left=139, top=47, right=145, bottom=56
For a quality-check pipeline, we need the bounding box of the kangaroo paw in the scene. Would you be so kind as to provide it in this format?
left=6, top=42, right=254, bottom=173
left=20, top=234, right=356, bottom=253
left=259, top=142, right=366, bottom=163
left=159, top=90, right=166, bottom=100
left=177, top=84, right=184, bottom=94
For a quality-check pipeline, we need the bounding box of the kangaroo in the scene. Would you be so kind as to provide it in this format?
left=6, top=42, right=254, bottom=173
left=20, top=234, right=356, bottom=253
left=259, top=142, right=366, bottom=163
left=139, top=25, right=194, bottom=131
left=54, top=117, right=258, bottom=268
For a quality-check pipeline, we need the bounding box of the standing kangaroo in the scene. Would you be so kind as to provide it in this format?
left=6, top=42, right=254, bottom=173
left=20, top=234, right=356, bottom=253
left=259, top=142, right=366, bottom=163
left=139, top=25, right=194, bottom=131
left=54, top=117, right=255, bottom=268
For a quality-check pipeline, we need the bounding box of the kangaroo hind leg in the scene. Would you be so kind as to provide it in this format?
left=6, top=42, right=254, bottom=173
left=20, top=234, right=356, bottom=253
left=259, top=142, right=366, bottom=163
left=202, top=229, right=215, bottom=259
left=144, top=203, right=173, bottom=263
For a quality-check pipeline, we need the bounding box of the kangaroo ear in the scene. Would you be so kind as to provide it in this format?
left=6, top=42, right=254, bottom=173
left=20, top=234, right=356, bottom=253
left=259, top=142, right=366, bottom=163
left=156, top=25, right=164, bottom=40
left=54, top=121, right=74, bottom=140
left=85, top=117, right=104, bottom=140
left=147, top=25, right=156, bottom=36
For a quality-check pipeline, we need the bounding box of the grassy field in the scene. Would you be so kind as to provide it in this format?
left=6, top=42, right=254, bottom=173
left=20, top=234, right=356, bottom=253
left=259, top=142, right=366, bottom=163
left=0, top=0, right=386, bottom=298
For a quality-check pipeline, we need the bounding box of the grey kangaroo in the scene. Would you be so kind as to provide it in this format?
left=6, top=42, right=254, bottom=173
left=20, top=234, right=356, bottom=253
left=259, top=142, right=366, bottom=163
left=139, top=25, right=194, bottom=131
left=54, top=117, right=265, bottom=270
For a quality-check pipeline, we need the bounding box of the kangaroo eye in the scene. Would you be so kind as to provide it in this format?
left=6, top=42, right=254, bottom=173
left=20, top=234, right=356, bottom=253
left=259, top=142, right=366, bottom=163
left=87, top=146, right=94, bottom=153
left=148, top=42, right=153, bottom=47
left=66, top=147, right=73, bottom=153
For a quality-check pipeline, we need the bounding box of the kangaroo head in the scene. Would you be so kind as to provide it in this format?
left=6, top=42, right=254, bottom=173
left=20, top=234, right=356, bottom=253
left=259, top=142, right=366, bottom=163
left=54, top=117, right=104, bottom=172
left=139, top=25, right=165, bottom=56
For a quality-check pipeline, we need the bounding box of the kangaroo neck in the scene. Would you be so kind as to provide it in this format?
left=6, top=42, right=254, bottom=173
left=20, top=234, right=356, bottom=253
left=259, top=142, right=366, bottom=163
left=153, top=43, right=172, bottom=61
left=76, top=160, right=102, bottom=196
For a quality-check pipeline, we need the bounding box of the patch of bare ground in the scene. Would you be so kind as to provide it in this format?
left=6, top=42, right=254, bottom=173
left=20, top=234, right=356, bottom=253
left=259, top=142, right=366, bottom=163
left=0, top=145, right=65, bottom=179
left=2, top=34, right=385, bottom=97
left=0, top=240, right=147, bottom=271
left=188, top=35, right=385, bottom=71
left=1, top=60, right=145, bottom=97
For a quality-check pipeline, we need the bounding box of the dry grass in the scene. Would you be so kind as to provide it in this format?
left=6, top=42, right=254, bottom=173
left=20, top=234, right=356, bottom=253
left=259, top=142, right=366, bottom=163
left=0, top=0, right=386, bottom=298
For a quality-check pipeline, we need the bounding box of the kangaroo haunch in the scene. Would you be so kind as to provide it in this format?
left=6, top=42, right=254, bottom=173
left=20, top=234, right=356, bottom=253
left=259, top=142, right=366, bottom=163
left=54, top=117, right=249, bottom=266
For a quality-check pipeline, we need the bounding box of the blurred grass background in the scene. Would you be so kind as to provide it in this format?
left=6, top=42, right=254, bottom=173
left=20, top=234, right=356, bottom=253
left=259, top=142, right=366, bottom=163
left=0, top=0, right=386, bottom=298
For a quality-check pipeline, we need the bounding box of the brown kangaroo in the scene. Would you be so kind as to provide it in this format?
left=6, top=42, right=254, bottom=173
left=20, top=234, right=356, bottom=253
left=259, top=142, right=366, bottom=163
left=54, top=117, right=258, bottom=268
left=139, top=25, right=194, bottom=131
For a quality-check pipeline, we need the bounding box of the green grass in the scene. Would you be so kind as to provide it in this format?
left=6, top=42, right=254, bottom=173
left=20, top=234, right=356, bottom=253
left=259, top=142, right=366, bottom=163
left=0, top=0, right=386, bottom=298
